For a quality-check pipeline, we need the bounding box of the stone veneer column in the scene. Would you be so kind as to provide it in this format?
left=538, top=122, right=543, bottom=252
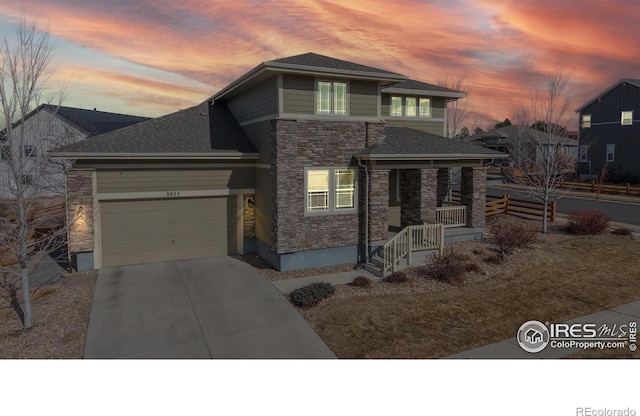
left=460, top=167, right=487, bottom=228
left=368, top=169, right=389, bottom=241
left=67, top=169, right=94, bottom=253
left=243, top=194, right=256, bottom=239
left=400, top=169, right=437, bottom=227
left=436, top=167, right=450, bottom=207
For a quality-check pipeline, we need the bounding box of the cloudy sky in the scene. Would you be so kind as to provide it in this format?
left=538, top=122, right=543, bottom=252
left=1, top=0, right=639, bottom=130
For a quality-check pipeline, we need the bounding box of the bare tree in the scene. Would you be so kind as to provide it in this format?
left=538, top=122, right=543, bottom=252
left=506, top=69, right=576, bottom=233
left=0, top=15, right=67, bottom=329
left=437, top=74, right=470, bottom=139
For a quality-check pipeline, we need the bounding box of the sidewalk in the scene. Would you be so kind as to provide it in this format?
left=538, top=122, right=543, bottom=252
left=446, top=300, right=640, bottom=359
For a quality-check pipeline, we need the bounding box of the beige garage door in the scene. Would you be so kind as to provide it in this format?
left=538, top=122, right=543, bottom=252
left=100, top=197, right=228, bottom=267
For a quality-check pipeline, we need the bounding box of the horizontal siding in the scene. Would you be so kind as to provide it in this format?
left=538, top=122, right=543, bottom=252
left=227, top=76, right=278, bottom=123
left=283, top=74, right=314, bottom=114
left=254, top=168, right=272, bottom=246
left=381, top=94, right=445, bottom=119
left=384, top=118, right=445, bottom=136
left=242, top=120, right=272, bottom=164
left=350, top=80, right=378, bottom=117
left=96, top=168, right=255, bottom=193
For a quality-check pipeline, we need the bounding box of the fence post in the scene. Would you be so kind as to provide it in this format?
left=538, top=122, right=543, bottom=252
left=439, top=224, right=445, bottom=255
left=503, top=195, right=509, bottom=216
left=626, top=183, right=630, bottom=196
left=550, top=201, right=556, bottom=222
left=591, top=180, right=595, bottom=192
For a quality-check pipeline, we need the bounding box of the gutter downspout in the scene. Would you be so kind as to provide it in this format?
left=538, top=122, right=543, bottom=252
left=358, top=157, right=369, bottom=264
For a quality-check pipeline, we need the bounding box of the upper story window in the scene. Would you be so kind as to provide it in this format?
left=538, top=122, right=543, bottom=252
left=406, top=97, right=417, bottom=117
left=23, top=145, right=35, bottom=158
left=419, top=98, right=431, bottom=117
left=582, top=114, right=591, bottom=128
left=305, top=168, right=357, bottom=214
left=391, top=97, right=403, bottom=117
left=317, top=81, right=347, bottom=115
left=621, top=111, right=633, bottom=125
left=390, top=96, right=431, bottom=118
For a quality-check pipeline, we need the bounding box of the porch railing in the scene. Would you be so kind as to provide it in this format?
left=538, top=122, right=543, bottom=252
left=435, top=205, right=467, bottom=228
left=383, top=222, right=444, bottom=274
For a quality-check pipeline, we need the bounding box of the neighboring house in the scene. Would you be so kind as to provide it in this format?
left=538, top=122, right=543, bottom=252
left=576, top=79, right=640, bottom=182
left=50, top=53, right=504, bottom=272
left=0, top=105, right=149, bottom=197
left=472, top=125, right=578, bottom=166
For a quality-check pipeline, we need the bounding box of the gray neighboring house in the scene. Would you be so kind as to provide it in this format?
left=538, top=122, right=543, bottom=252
left=0, top=105, right=149, bottom=197
left=50, top=52, right=504, bottom=272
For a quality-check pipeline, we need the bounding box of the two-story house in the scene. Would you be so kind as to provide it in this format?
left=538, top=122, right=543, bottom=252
left=51, top=53, right=504, bottom=273
left=1, top=105, right=149, bottom=198
left=576, top=79, right=640, bottom=182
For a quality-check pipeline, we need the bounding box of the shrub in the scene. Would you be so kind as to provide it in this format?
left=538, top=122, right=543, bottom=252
left=289, top=282, right=335, bottom=307
left=488, top=216, right=538, bottom=257
left=566, top=210, right=610, bottom=235
left=612, top=228, right=633, bottom=237
left=383, top=271, right=409, bottom=284
left=424, top=249, right=466, bottom=284
left=350, top=276, right=372, bottom=288
left=484, top=254, right=502, bottom=265
left=464, top=262, right=482, bottom=273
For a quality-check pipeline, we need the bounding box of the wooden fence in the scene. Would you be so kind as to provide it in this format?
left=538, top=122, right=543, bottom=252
left=561, top=181, right=640, bottom=197
left=451, top=190, right=556, bottom=222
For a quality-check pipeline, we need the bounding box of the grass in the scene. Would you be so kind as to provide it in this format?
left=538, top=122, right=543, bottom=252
left=311, top=235, right=640, bottom=358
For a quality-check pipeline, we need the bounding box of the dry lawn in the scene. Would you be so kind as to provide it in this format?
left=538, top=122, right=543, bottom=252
left=306, top=234, right=640, bottom=358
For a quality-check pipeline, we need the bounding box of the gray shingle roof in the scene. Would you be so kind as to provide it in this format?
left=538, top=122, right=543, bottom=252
left=477, top=126, right=578, bottom=146
left=51, top=102, right=257, bottom=155
left=269, top=53, right=402, bottom=77
left=53, top=105, right=150, bottom=135
left=383, top=79, right=462, bottom=94
left=358, top=127, right=505, bottom=158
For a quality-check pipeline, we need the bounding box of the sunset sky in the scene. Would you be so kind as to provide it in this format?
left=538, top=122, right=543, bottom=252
left=1, top=0, right=639, bottom=130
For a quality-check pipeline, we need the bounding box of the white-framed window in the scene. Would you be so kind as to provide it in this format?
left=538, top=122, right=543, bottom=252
left=305, top=168, right=357, bottom=214
left=419, top=98, right=431, bottom=117
left=317, top=80, right=347, bottom=115
left=405, top=97, right=417, bottom=117
left=606, top=144, right=615, bottom=162
left=22, top=145, right=35, bottom=158
left=582, top=114, right=591, bottom=128
left=390, top=96, right=403, bottom=117
left=1, top=145, right=11, bottom=162
left=579, top=145, right=588, bottom=161
left=621, top=111, right=633, bottom=125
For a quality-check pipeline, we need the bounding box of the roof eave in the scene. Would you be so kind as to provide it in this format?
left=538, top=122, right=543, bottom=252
left=382, top=87, right=466, bottom=98
left=356, top=153, right=508, bottom=161
left=575, top=78, right=640, bottom=112
left=48, top=152, right=260, bottom=160
left=265, top=61, right=406, bottom=82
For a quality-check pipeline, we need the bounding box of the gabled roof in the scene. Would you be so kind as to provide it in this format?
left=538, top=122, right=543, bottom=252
left=474, top=126, right=578, bottom=147
left=576, top=78, right=640, bottom=112
left=213, top=52, right=406, bottom=101
left=382, top=79, right=466, bottom=99
left=357, top=127, right=506, bottom=160
left=49, top=102, right=258, bottom=159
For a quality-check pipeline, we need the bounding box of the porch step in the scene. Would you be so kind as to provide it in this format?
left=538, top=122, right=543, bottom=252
left=363, top=262, right=383, bottom=277
left=365, top=249, right=440, bottom=278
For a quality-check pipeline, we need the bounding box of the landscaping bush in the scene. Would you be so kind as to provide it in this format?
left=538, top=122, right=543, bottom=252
left=290, top=282, right=335, bottom=307
left=424, top=249, right=466, bottom=285
left=566, top=210, right=610, bottom=235
left=383, top=271, right=409, bottom=284
left=350, top=276, right=372, bottom=288
left=484, top=254, right=503, bottom=265
left=488, top=216, right=538, bottom=257
left=464, top=262, right=482, bottom=273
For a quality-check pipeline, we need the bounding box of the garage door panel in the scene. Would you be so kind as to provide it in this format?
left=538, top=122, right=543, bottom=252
left=100, top=197, right=229, bottom=267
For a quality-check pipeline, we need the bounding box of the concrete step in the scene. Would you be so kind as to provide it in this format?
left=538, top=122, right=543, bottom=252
left=363, top=262, right=383, bottom=277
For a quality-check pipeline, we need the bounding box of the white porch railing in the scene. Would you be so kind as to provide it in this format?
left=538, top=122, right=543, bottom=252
left=383, top=223, right=444, bottom=274
left=435, top=205, right=467, bottom=228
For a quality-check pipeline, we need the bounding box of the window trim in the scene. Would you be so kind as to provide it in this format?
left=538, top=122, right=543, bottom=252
left=579, top=144, right=588, bottom=162
left=390, top=96, right=403, bottom=117
left=419, top=98, right=431, bottom=118
left=405, top=97, right=417, bottom=117
left=22, top=145, right=35, bottom=158
left=315, top=79, right=349, bottom=116
left=621, top=111, right=633, bottom=125
left=304, top=167, right=358, bottom=216
left=606, top=144, right=615, bottom=162
left=582, top=114, right=591, bottom=128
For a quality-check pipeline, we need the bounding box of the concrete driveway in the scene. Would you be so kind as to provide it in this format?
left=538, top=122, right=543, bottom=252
left=84, top=256, right=335, bottom=358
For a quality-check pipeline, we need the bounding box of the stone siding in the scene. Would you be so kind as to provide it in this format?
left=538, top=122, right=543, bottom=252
left=368, top=169, right=389, bottom=241
left=271, top=119, right=385, bottom=254
left=400, top=168, right=437, bottom=227
left=67, top=169, right=94, bottom=253
left=461, top=167, right=487, bottom=228
left=243, top=194, right=256, bottom=239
